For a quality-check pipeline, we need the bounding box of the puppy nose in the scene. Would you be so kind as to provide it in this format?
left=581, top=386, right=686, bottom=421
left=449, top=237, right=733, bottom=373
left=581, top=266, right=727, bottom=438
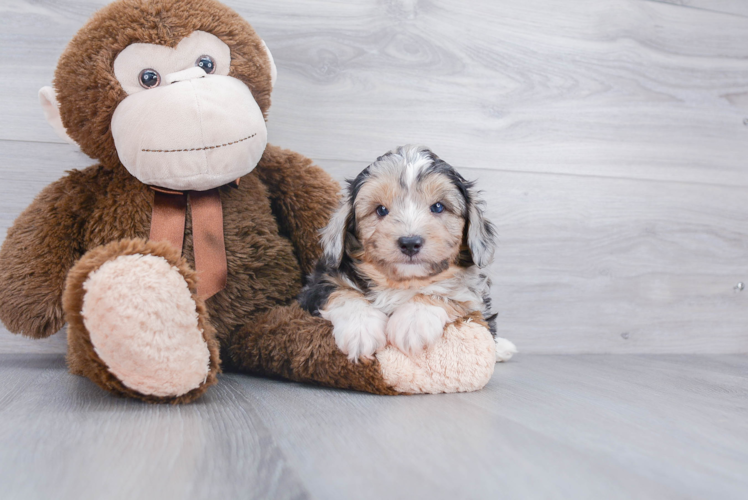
left=398, top=236, right=424, bottom=257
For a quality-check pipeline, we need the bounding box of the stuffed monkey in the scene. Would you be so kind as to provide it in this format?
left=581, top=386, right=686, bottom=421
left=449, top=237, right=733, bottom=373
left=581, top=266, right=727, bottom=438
left=0, top=0, right=503, bottom=403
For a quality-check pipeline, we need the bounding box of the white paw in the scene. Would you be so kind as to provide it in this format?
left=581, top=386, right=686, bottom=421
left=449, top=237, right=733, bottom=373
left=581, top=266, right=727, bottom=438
left=321, top=301, right=388, bottom=361
left=494, top=337, right=517, bottom=362
left=386, top=302, right=449, bottom=356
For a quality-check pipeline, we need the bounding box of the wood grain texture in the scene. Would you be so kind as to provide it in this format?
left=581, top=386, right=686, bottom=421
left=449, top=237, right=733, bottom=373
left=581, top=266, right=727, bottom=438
left=0, top=328, right=67, bottom=355
left=2, top=0, right=748, bottom=186
left=1, top=353, right=746, bottom=500
left=1, top=0, right=747, bottom=354
left=0, top=354, right=311, bottom=500
left=1, top=3, right=747, bottom=499
left=650, top=0, right=748, bottom=18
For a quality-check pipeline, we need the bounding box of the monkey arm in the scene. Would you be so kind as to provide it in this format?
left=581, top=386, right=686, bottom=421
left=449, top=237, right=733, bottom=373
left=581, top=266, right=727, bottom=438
left=227, top=304, right=498, bottom=395
left=227, top=303, right=399, bottom=395
left=254, top=144, right=340, bottom=277
left=0, top=173, right=93, bottom=338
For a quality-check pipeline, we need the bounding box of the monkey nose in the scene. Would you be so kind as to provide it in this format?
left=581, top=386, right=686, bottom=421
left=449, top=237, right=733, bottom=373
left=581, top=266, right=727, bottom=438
left=165, top=66, right=207, bottom=84
left=398, top=236, right=424, bottom=257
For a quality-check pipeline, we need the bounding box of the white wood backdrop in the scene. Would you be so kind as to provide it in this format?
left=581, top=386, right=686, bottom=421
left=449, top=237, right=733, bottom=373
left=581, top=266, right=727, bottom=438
left=0, top=0, right=746, bottom=354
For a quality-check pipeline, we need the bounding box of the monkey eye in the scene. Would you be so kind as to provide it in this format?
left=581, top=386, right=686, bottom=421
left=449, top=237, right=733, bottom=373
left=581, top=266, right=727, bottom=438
left=430, top=202, right=445, bottom=213
left=196, top=55, right=216, bottom=74
left=138, top=69, right=161, bottom=89
left=376, top=205, right=389, bottom=217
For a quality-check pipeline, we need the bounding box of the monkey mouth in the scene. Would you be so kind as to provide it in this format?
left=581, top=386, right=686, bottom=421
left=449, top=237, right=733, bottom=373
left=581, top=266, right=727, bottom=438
left=140, top=133, right=257, bottom=153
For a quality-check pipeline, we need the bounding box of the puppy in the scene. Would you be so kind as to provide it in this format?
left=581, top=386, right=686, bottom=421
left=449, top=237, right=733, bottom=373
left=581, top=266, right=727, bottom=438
left=300, top=145, right=516, bottom=362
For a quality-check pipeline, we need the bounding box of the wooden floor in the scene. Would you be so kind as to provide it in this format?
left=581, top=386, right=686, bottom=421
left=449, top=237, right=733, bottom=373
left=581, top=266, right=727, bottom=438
left=0, top=353, right=745, bottom=500
left=1, top=1, right=747, bottom=498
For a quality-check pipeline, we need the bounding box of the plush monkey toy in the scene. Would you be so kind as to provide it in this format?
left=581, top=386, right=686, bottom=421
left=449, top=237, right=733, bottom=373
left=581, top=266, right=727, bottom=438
left=0, top=0, right=503, bottom=403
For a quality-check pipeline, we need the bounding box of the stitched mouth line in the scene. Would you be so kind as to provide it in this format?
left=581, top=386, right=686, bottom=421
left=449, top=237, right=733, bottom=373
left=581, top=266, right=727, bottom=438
left=141, top=133, right=257, bottom=153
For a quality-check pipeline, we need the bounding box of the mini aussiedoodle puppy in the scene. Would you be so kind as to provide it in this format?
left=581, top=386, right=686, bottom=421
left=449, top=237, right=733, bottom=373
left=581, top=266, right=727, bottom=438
left=300, top=145, right=516, bottom=362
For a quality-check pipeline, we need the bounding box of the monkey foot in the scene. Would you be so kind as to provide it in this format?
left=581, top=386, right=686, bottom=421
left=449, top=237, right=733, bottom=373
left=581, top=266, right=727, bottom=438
left=63, top=239, right=220, bottom=403
left=376, top=320, right=499, bottom=394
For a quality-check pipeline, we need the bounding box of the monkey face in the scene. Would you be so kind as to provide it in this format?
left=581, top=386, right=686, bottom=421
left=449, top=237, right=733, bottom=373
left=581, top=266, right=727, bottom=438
left=39, top=0, right=279, bottom=191
left=110, top=31, right=268, bottom=191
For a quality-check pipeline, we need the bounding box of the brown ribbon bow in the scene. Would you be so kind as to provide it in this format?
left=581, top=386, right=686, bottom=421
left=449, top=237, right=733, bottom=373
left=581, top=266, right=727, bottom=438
left=149, top=184, right=234, bottom=300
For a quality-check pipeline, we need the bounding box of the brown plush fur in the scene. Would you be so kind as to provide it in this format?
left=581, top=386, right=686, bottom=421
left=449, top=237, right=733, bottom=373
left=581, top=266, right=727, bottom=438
left=0, top=0, right=399, bottom=401
left=63, top=238, right=220, bottom=404
left=228, top=303, right=399, bottom=395
left=0, top=144, right=399, bottom=399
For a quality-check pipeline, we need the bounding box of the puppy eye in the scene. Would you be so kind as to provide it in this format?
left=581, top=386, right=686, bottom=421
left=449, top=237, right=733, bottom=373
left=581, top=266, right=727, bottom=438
left=376, top=205, right=389, bottom=217
left=430, top=202, right=445, bottom=213
left=196, top=55, right=216, bottom=74
left=138, top=69, right=161, bottom=89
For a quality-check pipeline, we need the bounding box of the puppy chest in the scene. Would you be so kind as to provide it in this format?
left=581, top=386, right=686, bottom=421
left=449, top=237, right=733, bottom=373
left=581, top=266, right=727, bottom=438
left=368, top=281, right=484, bottom=316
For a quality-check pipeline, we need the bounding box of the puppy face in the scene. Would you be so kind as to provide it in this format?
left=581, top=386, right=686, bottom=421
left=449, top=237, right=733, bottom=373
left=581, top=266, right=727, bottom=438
left=321, top=145, right=496, bottom=281
left=354, top=160, right=466, bottom=279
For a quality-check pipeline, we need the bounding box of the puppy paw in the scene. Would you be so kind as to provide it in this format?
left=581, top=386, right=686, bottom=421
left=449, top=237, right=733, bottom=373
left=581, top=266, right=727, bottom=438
left=321, top=301, right=388, bottom=362
left=494, top=337, right=517, bottom=362
left=386, top=301, right=449, bottom=356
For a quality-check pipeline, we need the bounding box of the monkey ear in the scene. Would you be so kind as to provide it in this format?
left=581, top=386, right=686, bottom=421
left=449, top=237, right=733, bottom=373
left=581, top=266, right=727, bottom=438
left=320, top=196, right=352, bottom=268
left=466, top=190, right=497, bottom=268
left=260, top=40, right=277, bottom=88
left=38, top=86, right=78, bottom=146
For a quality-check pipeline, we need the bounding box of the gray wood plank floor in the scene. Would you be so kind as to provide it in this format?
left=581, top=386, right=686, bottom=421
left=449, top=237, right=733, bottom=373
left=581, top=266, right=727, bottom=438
left=1, top=354, right=746, bottom=500
left=1, top=2, right=747, bottom=499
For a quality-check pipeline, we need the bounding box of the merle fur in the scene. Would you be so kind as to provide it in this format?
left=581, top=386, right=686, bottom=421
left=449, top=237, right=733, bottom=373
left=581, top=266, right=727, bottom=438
left=298, top=165, right=371, bottom=315
left=299, top=148, right=497, bottom=334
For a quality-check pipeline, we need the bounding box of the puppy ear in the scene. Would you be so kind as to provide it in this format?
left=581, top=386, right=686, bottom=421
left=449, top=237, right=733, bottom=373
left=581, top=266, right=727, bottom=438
left=466, top=190, right=497, bottom=268
left=320, top=196, right=352, bottom=267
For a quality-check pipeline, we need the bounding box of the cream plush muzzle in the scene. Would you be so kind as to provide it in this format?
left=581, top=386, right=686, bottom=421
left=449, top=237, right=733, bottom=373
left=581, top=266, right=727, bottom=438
left=111, top=72, right=267, bottom=191
left=39, top=30, right=276, bottom=192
